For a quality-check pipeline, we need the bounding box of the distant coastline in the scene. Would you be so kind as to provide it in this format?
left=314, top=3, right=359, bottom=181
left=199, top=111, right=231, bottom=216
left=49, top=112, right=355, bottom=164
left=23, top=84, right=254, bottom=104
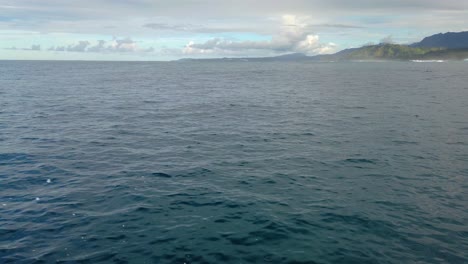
left=179, top=31, right=468, bottom=62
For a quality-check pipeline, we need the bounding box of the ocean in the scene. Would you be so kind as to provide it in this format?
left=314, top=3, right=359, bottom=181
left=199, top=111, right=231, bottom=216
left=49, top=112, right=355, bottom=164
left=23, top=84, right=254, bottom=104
left=1, top=61, right=467, bottom=263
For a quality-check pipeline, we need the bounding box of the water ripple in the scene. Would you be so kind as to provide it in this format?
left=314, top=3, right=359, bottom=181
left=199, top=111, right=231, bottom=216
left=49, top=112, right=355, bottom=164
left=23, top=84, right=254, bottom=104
left=0, top=61, right=467, bottom=263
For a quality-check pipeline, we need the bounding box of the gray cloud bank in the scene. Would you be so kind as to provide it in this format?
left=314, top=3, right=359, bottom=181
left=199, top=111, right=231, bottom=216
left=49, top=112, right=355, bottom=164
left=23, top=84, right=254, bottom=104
left=2, top=0, right=467, bottom=21
left=2, top=0, right=466, bottom=35
left=143, top=23, right=251, bottom=34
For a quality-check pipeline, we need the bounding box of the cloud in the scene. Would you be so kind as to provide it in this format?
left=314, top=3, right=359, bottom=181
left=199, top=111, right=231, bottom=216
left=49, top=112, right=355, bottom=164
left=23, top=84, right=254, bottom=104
left=9, top=44, right=42, bottom=51
left=4, top=45, right=41, bottom=51
left=183, top=15, right=337, bottom=56
left=143, top=22, right=255, bottom=34
left=48, top=46, right=65, bottom=51
left=87, top=40, right=106, bottom=52
left=380, top=35, right=394, bottom=44
left=47, top=38, right=154, bottom=53
left=3, top=1, right=466, bottom=35
left=312, top=24, right=365, bottom=29
left=110, top=38, right=138, bottom=52
left=31, top=44, right=41, bottom=50
left=3, top=0, right=467, bottom=21
left=143, top=23, right=204, bottom=32
left=67, top=41, right=90, bottom=52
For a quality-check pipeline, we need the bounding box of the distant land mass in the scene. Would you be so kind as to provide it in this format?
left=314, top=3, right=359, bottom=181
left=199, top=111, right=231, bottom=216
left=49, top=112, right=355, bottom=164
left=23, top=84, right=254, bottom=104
left=412, top=32, right=468, bottom=49
left=179, top=31, right=468, bottom=62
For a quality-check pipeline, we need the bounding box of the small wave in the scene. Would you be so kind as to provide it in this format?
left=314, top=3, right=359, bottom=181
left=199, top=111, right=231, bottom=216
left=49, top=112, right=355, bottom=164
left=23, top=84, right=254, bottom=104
left=176, top=167, right=214, bottom=177
left=151, top=172, right=172, bottom=178
left=446, top=141, right=467, bottom=146
left=344, top=158, right=376, bottom=164
left=343, top=106, right=367, bottom=110
left=0, top=153, right=35, bottom=165
left=177, top=200, right=223, bottom=207
left=392, top=140, right=419, bottom=145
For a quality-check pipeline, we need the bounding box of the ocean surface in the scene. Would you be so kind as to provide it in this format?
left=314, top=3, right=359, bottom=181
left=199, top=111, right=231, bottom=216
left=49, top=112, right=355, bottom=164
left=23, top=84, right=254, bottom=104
left=0, top=61, right=467, bottom=264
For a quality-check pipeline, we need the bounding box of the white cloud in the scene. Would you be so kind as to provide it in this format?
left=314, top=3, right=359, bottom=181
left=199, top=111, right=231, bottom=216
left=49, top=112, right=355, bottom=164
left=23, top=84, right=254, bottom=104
left=183, top=15, right=337, bottom=56
left=87, top=40, right=107, bottom=52
left=47, top=38, right=154, bottom=53
left=108, top=38, right=138, bottom=52
left=296, top=35, right=337, bottom=54
left=67, top=41, right=90, bottom=52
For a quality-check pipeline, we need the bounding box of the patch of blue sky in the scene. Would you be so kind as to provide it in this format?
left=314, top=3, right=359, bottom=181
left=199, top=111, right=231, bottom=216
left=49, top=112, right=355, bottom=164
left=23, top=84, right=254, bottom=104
left=0, top=49, right=161, bottom=61
left=0, top=16, right=16, bottom=22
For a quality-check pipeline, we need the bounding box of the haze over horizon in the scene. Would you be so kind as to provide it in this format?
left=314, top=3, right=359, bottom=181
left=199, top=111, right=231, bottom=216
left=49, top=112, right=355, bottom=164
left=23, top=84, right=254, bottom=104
left=1, top=0, right=467, bottom=61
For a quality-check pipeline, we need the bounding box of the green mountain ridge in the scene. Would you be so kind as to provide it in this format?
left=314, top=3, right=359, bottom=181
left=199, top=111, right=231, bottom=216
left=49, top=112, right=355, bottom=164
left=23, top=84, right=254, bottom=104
left=333, top=32, right=468, bottom=61
left=319, top=43, right=468, bottom=61
left=179, top=31, right=468, bottom=62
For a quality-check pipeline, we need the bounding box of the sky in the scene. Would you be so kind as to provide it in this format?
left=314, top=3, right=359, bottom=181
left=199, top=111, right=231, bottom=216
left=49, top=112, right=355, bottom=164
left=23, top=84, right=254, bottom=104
left=1, top=0, right=467, bottom=61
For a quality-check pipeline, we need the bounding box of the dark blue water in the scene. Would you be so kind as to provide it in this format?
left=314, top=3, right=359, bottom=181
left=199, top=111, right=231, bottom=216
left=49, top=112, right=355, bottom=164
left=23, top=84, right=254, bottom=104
left=1, top=61, right=467, bottom=263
